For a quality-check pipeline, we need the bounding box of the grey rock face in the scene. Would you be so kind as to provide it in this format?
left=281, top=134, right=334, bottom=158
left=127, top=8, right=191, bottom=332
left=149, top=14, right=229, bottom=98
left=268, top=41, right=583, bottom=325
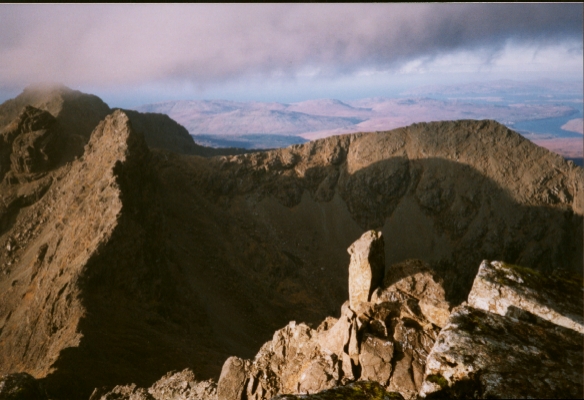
left=420, top=305, right=583, bottom=399
left=420, top=261, right=584, bottom=399
left=468, top=260, right=584, bottom=334
left=347, top=230, right=385, bottom=309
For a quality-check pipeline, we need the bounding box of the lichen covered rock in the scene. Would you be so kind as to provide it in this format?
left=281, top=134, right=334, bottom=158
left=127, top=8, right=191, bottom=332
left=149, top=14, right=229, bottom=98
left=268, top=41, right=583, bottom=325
left=420, top=305, right=583, bottom=399
left=468, top=260, right=583, bottom=333
left=421, top=261, right=584, bottom=399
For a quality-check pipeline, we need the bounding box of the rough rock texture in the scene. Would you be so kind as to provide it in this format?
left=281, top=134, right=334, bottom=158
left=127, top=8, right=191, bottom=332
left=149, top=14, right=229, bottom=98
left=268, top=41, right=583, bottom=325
left=420, top=305, right=583, bottom=399
left=148, top=370, right=217, bottom=400
left=215, top=253, right=445, bottom=400
left=420, top=261, right=584, bottom=399
left=348, top=230, right=385, bottom=308
left=0, top=85, right=110, bottom=164
left=217, top=358, right=249, bottom=400
left=0, top=373, right=47, bottom=400
left=91, top=369, right=217, bottom=400
left=120, top=110, right=207, bottom=156
left=0, top=110, right=223, bottom=399
left=1, top=106, right=62, bottom=179
left=374, top=259, right=450, bottom=328
left=90, top=384, right=154, bottom=400
left=468, top=260, right=584, bottom=333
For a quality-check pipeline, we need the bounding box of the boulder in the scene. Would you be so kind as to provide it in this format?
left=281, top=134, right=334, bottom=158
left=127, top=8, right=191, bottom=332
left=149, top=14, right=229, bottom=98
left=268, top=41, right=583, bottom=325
left=420, top=305, right=583, bottom=399
left=468, top=260, right=584, bottom=333
left=376, top=259, right=450, bottom=328
left=217, top=357, right=249, bottom=400
left=347, top=230, right=385, bottom=309
left=358, top=334, right=394, bottom=384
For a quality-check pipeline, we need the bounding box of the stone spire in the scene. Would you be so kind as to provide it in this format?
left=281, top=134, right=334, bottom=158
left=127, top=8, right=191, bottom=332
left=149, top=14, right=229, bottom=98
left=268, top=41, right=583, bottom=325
left=347, top=230, right=385, bottom=309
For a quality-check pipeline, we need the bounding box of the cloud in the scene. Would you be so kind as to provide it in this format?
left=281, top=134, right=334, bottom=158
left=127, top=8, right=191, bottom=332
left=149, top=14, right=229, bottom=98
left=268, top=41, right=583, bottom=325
left=0, top=4, right=581, bottom=89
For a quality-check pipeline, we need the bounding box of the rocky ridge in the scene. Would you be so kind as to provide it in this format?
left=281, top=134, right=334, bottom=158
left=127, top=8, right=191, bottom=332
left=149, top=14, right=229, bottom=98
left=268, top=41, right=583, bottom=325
left=93, top=234, right=583, bottom=400
left=0, top=87, right=582, bottom=399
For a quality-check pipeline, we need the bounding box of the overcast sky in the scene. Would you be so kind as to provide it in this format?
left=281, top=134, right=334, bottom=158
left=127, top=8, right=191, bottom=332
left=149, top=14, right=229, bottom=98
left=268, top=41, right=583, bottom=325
left=0, top=3, right=582, bottom=107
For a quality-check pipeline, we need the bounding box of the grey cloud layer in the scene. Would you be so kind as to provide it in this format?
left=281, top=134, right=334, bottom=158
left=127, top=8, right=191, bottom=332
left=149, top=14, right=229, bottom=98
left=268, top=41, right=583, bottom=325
left=0, top=3, right=581, bottom=87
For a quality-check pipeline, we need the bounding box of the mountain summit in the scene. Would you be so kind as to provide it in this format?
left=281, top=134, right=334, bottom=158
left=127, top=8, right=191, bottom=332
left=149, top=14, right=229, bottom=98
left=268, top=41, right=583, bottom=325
left=0, top=88, right=581, bottom=399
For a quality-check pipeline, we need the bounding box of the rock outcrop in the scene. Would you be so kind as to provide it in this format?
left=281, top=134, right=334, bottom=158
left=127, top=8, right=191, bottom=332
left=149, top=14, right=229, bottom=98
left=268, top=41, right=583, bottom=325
left=214, top=237, right=448, bottom=400
left=1, top=106, right=61, bottom=178
left=348, top=230, right=385, bottom=308
left=90, top=369, right=217, bottom=400
left=467, top=260, right=583, bottom=333
left=420, top=261, right=583, bottom=399
left=420, top=305, right=583, bottom=399
left=0, top=85, right=203, bottom=158
left=0, top=110, right=225, bottom=399
left=213, top=254, right=583, bottom=400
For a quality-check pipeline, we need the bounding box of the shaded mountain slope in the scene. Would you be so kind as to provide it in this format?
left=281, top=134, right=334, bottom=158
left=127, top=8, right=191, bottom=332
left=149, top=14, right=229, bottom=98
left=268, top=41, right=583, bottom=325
left=0, top=88, right=581, bottom=399
left=119, top=109, right=253, bottom=157
left=177, top=120, right=582, bottom=305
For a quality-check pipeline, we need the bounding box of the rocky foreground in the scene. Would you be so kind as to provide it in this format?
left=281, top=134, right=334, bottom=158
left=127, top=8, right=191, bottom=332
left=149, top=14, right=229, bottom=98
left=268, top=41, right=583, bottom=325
left=88, top=231, right=583, bottom=399
left=0, top=86, right=582, bottom=399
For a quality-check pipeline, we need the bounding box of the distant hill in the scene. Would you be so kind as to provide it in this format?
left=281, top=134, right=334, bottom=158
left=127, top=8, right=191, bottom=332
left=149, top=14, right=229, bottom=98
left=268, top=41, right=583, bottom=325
left=136, top=87, right=581, bottom=163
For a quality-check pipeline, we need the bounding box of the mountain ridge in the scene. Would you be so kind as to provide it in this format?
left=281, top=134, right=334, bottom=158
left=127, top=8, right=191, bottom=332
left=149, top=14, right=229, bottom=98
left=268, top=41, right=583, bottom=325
left=0, top=86, right=581, bottom=399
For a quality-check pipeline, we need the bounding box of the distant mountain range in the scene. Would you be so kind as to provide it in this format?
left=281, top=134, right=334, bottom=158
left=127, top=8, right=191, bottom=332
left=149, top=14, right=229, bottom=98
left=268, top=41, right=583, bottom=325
left=134, top=80, right=583, bottom=160
left=135, top=97, right=577, bottom=140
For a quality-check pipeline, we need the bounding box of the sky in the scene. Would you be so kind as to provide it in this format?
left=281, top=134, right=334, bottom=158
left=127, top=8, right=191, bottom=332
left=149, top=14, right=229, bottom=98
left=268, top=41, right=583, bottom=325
left=0, top=3, right=582, bottom=108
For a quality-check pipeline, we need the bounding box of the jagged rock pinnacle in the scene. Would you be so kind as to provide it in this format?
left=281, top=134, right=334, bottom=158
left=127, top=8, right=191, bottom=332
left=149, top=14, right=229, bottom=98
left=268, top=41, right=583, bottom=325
left=347, top=230, right=385, bottom=309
